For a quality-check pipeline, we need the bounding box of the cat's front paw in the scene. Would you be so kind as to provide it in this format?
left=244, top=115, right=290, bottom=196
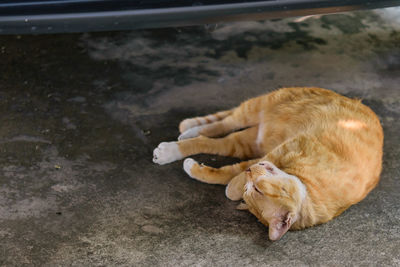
left=225, top=173, right=246, bottom=201
left=153, top=142, right=183, bottom=165
left=183, top=158, right=198, bottom=178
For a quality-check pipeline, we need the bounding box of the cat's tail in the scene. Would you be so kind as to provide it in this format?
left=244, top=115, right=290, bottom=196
left=179, top=109, right=234, bottom=133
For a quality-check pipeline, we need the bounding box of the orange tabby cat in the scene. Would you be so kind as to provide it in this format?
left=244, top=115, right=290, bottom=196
left=153, top=87, right=383, bottom=240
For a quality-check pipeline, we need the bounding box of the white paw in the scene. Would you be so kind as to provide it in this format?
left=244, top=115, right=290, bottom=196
left=153, top=142, right=182, bottom=165
left=183, top=158, right=197, bottom=178
left=225, top=183, right=243, bottom=201
left=179, top=119, right=197, bottom=133
left=178, top=126, right=203, bottom=140
left=225, top=174, right=246, bottom=201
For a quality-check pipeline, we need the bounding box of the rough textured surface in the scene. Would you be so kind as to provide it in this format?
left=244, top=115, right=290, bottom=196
left=1, top=8, right=400, bottom=266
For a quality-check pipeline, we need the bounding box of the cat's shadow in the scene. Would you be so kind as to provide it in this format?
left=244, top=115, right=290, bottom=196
left=165, top=174, right=274, bottom=248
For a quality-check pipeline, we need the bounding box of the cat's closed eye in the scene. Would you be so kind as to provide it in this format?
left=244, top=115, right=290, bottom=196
left=253, top=185, right=263, bottom=194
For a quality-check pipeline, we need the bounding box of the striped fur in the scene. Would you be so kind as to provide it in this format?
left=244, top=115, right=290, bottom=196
left=153, top=87, right=384, bottom=240
left=179, top=110, right=233, bottom=133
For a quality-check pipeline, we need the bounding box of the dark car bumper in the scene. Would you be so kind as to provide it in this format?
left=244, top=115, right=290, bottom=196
left=0, top=0, right=399, bottom=34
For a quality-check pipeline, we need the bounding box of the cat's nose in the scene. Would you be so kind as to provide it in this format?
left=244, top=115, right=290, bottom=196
left=247, top=164, right=269, bottom=179
left=258, top=162, right=275, bottom=173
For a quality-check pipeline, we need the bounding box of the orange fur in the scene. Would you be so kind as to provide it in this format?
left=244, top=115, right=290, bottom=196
left=153, top=87, right=383, bottom=240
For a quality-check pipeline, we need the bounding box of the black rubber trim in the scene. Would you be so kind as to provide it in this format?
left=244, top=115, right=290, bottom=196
left=0, top=0, right=399, bottom=34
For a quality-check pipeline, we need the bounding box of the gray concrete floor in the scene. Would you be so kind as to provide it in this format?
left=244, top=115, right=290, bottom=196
left=1, top=7, right=400, bottom=266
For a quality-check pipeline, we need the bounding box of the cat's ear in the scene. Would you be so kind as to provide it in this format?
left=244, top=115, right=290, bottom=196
left=268, top=212, right=294, bottom=241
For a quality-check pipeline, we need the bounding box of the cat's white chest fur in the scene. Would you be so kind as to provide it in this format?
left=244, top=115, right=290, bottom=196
left=256, top=112, right=265, bottom=148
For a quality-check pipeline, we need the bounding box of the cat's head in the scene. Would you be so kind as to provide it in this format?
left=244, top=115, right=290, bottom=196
left=242, top=161, right=307, bottom=241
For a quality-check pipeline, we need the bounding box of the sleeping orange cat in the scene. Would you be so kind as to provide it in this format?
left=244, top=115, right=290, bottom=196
left=153, top=87, right=383, bottom=240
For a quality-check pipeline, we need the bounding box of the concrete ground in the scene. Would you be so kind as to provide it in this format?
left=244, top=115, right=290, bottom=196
left=1, top=7, right=399, bottom=266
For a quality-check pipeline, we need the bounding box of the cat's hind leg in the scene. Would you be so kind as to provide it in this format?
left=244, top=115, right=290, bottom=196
left=183, top=158, right=259, bottom=185
left=154, top=126, right=260, bottom=165
left=179, top=96, right=263, bottom=140
left=179, top=109, right=233, bottom=133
